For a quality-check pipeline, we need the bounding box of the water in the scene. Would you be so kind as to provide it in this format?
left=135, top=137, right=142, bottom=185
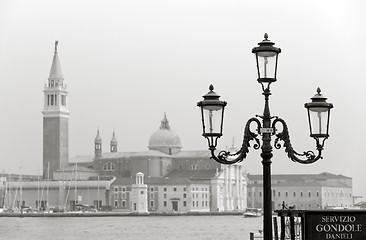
left=0, top=215, right=263, bottom=240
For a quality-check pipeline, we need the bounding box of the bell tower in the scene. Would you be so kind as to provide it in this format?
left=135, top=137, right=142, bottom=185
left=42, top=41, right=69, bottom=179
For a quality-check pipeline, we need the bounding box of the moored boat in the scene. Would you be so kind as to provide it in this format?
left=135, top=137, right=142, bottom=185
left=243, top=208, right=262, bottom=217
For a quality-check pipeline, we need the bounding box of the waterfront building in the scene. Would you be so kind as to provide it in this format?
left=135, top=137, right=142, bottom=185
left=247, top=172, right=353, bottom=210
left=72, top=114, right=248, bottom=213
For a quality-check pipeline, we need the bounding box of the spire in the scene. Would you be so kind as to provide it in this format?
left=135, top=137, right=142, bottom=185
left=110, top=130, right=118, bottom=152
left=94, top=128, right=102, bottom=158
left=159, top=113, right=170, bottom=130
left=48, top=40, right=63, bottom=82
left=95, top=129, right=102, bottom=143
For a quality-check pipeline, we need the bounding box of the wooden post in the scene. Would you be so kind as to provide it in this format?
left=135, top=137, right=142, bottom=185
left=273, top=217, right=279, bottom=240
left=290, top=216, right=295, bottom=240
left=280, top=215, right=285, bottom=240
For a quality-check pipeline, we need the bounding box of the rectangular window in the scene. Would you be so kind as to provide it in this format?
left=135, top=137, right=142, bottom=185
left=114, top=193, right=118, bottom=199
left=174, top=187, right=177, bottom=192
left=114, top=187, right=118, bottom=192
left=122, top=193, right=126, bottom=199
left=183, top=201, right=187, bottom=207
left=286, top=192, right=288, bottom=197
left=294, top=192, right=296, bottom=197
left=122, top=200, right=126, bottom=207
left=114, top=200, right=118, bottom=207
left=164, top=188, right=167, bottom=192
left=50, top=95, right=54, bottom=105
left=150, top=187, right=154, bottom=191
left=164, top=201, right=167, bottom=207
left=301, top=192, right=303, bottom=197
left=183, top=187, right=187, bottom=192
left=61, top=95, right=66, bottom=106
left=183, top=193, right=187, bottom=198
left=309, top=192, right=311, bottom=197
left=54, top=94, right=57, bottom=105
left=150, top=200, right=154, bottom=207
left=150, top=193, right=154, bottom=199
left=164, top=193, right=167, bottom=198
left=278, top=192, right=281, bottom=197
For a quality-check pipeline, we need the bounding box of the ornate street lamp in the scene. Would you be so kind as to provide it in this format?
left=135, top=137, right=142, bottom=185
left=197, top=34, right=333, bottom=240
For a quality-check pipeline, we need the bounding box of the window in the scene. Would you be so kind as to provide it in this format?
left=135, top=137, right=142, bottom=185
left=114, top=200, right=118, bottom=208
left=278, top=192, right=281, bottom=197
left=164, top=188, right=167, bottom=192
left=150, top=187, right=154, bottom=191
left=140, top=191, right=144, bottom=195
left=293, top=192, right=296, bottom=197
left=61, top=95, right=66, bottom=106
left=183, top=187, right=186, bottom=192
left=174, top=187, right=177, bottom=192
left=164, top=194, right=167, bottom=198
left=164, top=201, right=167, bottom=207
left=103, top=162, right=115, bottom=171
left=150, top=201, right=154, bottom=207
left=309, top=192, right=311, bottom=197
left=114, top=187, right=118, bottom=192
left=301, top=192, right=303, bottom=197
left=122, top=200, right=126, bottom=207
left=183, top=193, right=187, bottom=198
left=286, top=192, right=288, bottom=197
left=183, top=201, right=187, bottom=207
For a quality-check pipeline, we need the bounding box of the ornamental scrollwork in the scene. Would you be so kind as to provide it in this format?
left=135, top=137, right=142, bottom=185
left=210, top=117, right=262, bottom=164
left=272, top=117, right=323, bottom=164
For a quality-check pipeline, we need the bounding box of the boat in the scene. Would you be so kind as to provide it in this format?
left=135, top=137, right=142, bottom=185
left=243, top=208, right=262, bottom=217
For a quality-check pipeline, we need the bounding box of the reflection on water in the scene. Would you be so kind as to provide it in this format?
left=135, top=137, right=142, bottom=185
left=0, top=215, right=263, bottom=240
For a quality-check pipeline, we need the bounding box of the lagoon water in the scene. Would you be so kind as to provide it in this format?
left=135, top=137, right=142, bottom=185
left=0, top=215, right=263, bottom=240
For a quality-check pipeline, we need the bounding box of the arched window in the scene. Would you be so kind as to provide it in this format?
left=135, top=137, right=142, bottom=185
left=103, top=162, right=115, bottom=171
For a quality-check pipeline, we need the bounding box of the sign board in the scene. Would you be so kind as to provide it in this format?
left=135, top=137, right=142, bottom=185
left=305, top=210, right=366, bottom=240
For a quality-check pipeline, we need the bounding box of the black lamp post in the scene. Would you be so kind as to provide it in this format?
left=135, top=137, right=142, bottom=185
left=197, top=34, right=333, bottom=240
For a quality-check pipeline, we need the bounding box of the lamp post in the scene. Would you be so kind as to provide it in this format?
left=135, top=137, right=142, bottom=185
left=197, top=34, right=333, bottom=240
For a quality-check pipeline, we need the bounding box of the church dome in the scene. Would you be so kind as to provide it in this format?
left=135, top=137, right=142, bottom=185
left=148, top=114, right=181, bottom=154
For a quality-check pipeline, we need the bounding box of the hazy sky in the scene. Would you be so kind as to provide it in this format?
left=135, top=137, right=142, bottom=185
left=1, top=0, right=365, bottom=199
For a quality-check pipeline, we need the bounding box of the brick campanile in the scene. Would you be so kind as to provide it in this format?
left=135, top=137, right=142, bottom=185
left=42, top=41, right=69, bottom=179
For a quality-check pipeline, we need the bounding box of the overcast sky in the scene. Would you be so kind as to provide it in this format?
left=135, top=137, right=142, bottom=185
left=1, top=0, right=365, bottom=199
